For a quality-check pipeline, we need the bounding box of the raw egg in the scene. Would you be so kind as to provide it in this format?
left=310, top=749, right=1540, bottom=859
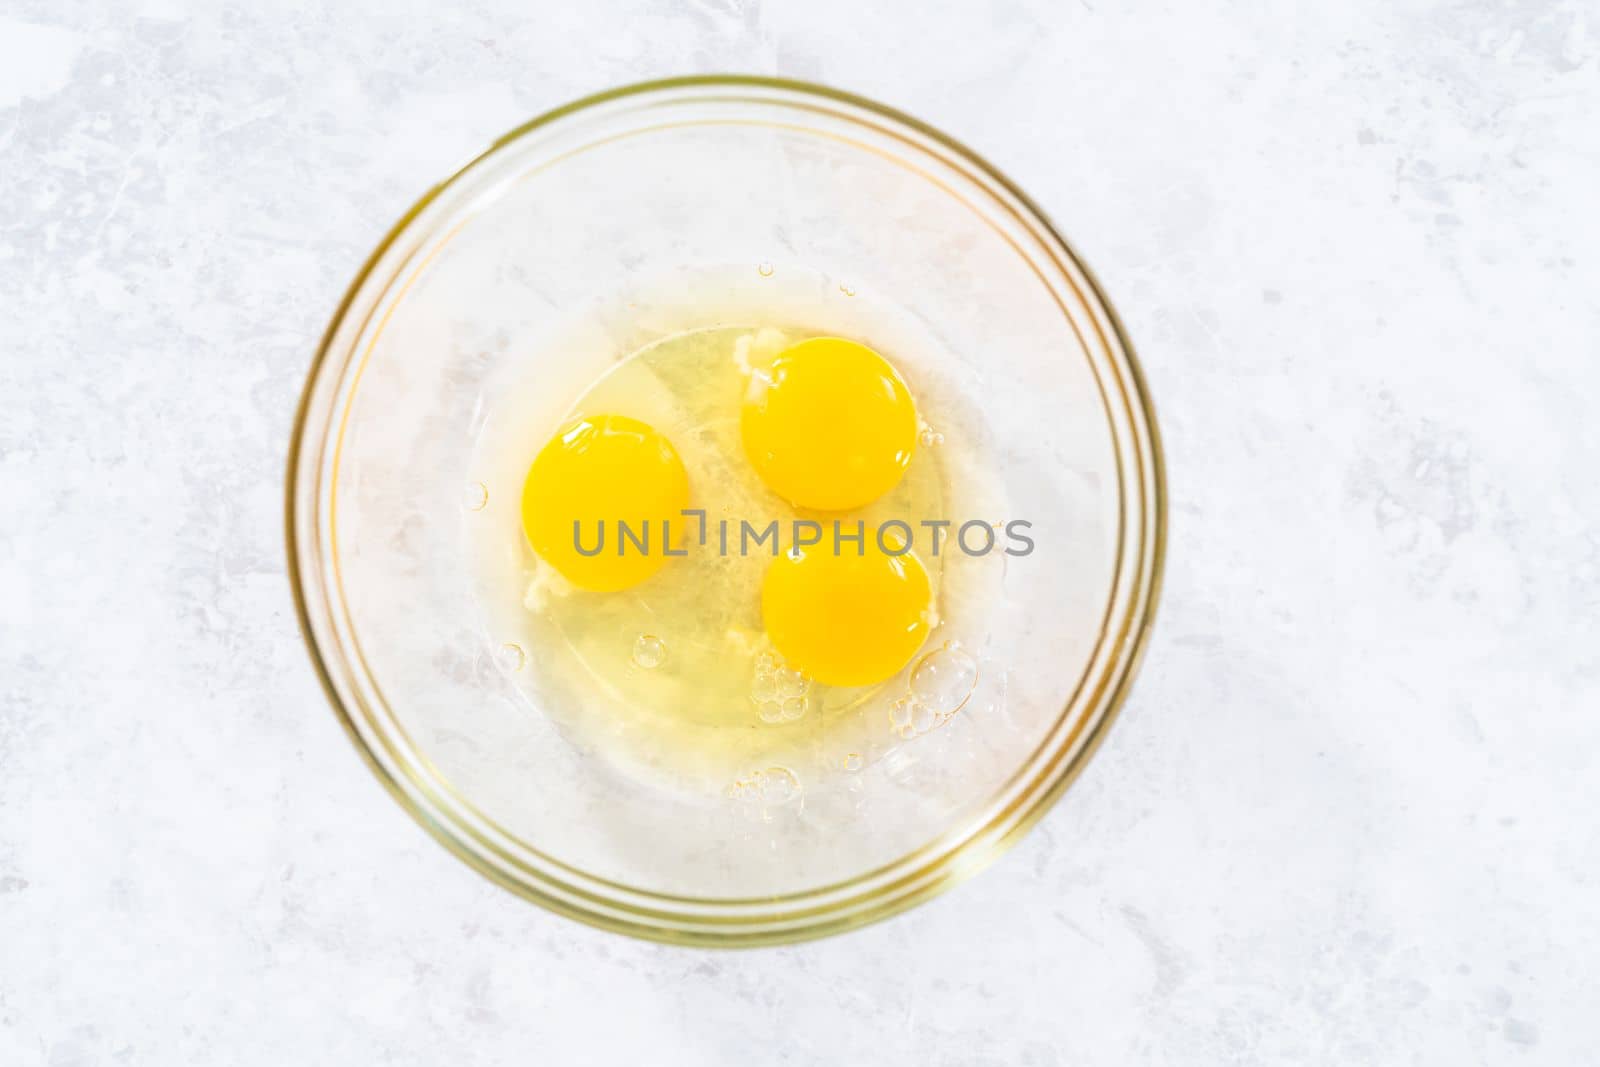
left=761, top=540, right=933, bottom=687
left=741, top=337, right=918, bottom=511
left=520, top=414, right=689, bottom=592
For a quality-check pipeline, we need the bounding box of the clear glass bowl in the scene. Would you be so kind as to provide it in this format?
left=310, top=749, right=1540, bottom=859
left=287, top=76, right=1165, bottom=945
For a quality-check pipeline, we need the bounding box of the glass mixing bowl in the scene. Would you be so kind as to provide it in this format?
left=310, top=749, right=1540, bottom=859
left=287, top=76, right=1165, bottom=945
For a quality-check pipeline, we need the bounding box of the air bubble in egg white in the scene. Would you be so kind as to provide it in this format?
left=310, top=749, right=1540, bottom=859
left=910, top=642, right=979, bottom=716
left=756, top=766, right=801, bottom=805
left=631, top=634, right=666, bottom=669
left=889, top=696, right=915, bottom=736
left=753, top=651, right=808, bottom=720
left=777, top=668, right=809, bottom=699
left=726, top=767, right=802, bottom=815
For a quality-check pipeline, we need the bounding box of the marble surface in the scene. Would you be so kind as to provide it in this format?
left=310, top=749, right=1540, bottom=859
left=3, top=1, right=1597, bottom=1063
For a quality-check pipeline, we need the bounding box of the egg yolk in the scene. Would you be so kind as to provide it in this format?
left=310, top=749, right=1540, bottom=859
left=741, top=337, right=918, bottom=511
left=761, top=542, right=932, bottom=687
left=520, top=414, right=689, bottom=592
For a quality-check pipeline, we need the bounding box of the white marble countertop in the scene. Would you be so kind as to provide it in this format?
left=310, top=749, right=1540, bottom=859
left=3, top=1, right=1597, bottom=1063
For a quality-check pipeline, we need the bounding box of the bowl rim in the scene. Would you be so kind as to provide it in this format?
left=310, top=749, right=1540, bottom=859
left=285, top=74, right=1167, bottom=946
